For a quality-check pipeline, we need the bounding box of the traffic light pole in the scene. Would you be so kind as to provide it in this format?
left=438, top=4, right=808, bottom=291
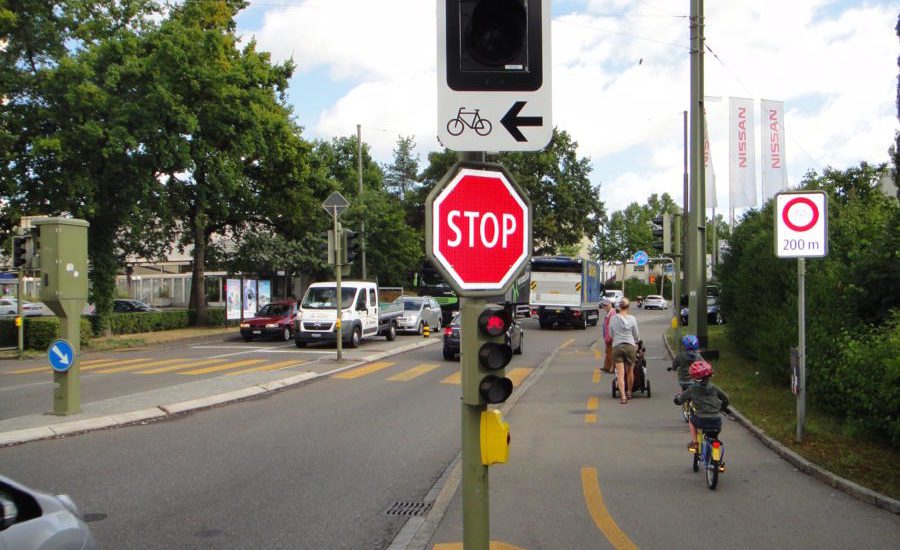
left=332, top=210, right=343, bottom=361
left=673, top=213, right=683, bottom=350
left=16, top=266, right=24, bottom=356
left=688, top=0, right=708, bottom=347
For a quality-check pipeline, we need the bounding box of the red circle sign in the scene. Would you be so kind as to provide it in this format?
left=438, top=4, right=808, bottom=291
left=432, top=168, right=529, bottom=290
left=782, top=197, right=819, bottom=232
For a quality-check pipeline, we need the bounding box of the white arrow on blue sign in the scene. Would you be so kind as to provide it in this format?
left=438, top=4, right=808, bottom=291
left=633, top=251, right=649, bottom=267
left=48, top=339, right=75, bottom=373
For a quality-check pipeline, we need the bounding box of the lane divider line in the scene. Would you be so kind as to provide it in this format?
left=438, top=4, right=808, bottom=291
left=593, top=368, right=602, bottom=384
left=332, top=361, right=396, bottom=379
left=585, top=396, right=599, bottom=424
left=581, top=467, right=639, bottom=550
left=506, top=367, right=534, bottom=388
left=388, top=364, right=440, bottom=381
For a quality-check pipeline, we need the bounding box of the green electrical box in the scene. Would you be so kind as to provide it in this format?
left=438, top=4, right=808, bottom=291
left=35, top=218, right=89, bottom=318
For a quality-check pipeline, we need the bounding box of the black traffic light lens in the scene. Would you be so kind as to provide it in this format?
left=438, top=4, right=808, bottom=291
left=479, top=374, right=513, bottom=404
left=466, top=0, right=526, bottom=66
left=479, top=342, right=512, bottom=370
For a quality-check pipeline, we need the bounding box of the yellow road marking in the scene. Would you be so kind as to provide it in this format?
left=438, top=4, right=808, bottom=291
left=226, top=360, right=307, bottom=375
left=433, top=543, right=525, bottom=550
left=180, top=359, right=266, bottom=375
left=388, top=364, right=440, bottom=381
left=139, top=358, right=225, bottom=374
left=586, top=396, right=599, bottom=424
left=93, top=358, right=182, bottom=374
left=6, top=365, right=52, bottom=374
left=7, top=356, right=155, bottom=374
left=441, top=371, right=461, bottom=385
left=593, top=348, right=603, bottom=360
left=506, top=367, right=533, bottom=388
left=332, top=361, right=395, bottom=379
left=593, top=368, right=602, bottom=384
left=80, top=357, right=157, bottom=371
left=561, top=338, right=575, bottom=348
left=581, top=467, right=639, bottom=550
left=80, top=358, right=111, bottom=366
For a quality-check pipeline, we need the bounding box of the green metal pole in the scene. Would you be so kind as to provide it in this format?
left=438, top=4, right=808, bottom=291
left=334, top=212, right=342, bottom=361
left=673, top=213, right=683, bottom=350
left=16, top=267, right=24, bottom=356
left=460, top=298, right=489, bottom=550
left=53, top=310, right=82, bottom=415
left=688, top=0, right=707, bottom=345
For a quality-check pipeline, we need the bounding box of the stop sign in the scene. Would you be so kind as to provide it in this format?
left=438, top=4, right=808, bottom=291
left=426, top=164, right=531, bottom=295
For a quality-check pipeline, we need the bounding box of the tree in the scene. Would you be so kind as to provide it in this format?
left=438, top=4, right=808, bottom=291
left=384, top=135, right=419, bottom=202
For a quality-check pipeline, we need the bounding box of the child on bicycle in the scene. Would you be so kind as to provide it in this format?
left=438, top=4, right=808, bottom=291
left=668, top=334, right=703, bottom=390
left=674, top=360, right=730, bottom=453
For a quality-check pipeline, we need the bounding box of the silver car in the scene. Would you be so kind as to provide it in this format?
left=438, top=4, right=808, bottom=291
left=395, top=296, right=443, bottom=335
left=0, top=475, right=97, bottom=550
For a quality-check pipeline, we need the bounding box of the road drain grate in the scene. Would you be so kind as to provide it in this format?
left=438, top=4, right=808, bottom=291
left=385, top=501, right=432, bottom=517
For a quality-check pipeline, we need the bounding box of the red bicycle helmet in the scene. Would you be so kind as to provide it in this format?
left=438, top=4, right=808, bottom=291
left=689, top=360, right=714, bottom=380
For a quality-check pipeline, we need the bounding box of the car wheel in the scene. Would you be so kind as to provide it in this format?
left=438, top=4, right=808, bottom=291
left=282, top=327, right=291, bottom=341
left=514, top=332, right=524, bottom=355
left=348, top=326, right=361, bottom=348
left=386, top=322, right=397, bottom=341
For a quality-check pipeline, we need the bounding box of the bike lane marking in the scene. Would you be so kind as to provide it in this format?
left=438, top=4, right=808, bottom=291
left=581, top=467, right=639, bottom=550
left=585, top=396, right=599, bottom=424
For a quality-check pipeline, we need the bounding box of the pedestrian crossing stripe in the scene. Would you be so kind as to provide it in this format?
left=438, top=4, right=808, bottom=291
left=179, top=359, right=267, bottom=376
left=505, top=367, right=533, bottom=387
left=441, top=371, right=461, bottom=385
left=5, top=356, right=154, bottom=375
left=226, top=360, right=307, bottom=376
left=332, top=361, right=395, bottom=379
left=139, top=358, right=225, bottom=374
left=93, top=358, right=183, bottom=374
left=80, top=357, right=159, bottom=371
left=388, top=364, right=440, bottom=381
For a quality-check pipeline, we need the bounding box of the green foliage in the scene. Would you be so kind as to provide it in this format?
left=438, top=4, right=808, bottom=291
left=720, top=163, right=900, bottom=444
left=23, top=317, right=93, bottom=350
left=593, top=193, right=678, bottom=262
left=0, top=319, right=15, bottom=347
left=626, top=278, right=672, bottom=300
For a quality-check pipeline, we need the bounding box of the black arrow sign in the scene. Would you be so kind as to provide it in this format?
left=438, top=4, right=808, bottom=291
left=501, top=101, right=543, bottom=142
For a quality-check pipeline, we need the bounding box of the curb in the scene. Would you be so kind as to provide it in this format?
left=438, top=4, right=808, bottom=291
left=0, top=337, right=440, bottom=448
left=662, top=334, right=900, bottom=515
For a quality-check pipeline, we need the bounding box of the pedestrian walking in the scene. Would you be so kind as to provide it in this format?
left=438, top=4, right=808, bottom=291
left=610, top=298, right=640, bottom=403
left=601, top=299, right=616, bottom=373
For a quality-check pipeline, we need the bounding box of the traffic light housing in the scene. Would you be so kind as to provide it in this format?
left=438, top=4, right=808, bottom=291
left=445, top=0, right=544, bottom=92
left=12, top=236, right=28, bottom=268
left=651, top=213, right=672, bottom=254
left=321, top=231, right=336, bottom=266
left=343, top=229, right=361, bottom=265
left=464, top=304, right=514, bottom=405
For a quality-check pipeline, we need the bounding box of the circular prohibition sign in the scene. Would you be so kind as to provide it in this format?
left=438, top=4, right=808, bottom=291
left=781, top=197, right=819, bottom=232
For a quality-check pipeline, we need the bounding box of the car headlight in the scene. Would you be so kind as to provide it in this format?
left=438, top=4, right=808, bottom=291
left=266, top=323, right=278, bottom=328
left=240, top=323, right=249, bottom=328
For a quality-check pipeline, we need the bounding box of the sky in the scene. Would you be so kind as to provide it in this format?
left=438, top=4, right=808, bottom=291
left=235, top=0, right=898, bottom=214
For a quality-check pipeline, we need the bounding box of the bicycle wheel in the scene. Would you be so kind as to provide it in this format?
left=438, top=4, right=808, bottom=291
left=474, top=119, right=492, bottom=136
left=447, top=119, right=465, bottom=136
left=706, top=460, right=719, bottom=490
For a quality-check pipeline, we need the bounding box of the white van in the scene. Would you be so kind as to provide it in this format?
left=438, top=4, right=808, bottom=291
left=602, top=289, right=624, bottom=308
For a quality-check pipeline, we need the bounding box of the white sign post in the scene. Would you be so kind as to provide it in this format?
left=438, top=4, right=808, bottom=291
left=775, top=191, right=827, bottom=443
left=436, top=0, right=552, bottom=152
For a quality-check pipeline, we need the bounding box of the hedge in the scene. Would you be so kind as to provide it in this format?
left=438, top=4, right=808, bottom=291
left=23, top=317, right=93, bottom=351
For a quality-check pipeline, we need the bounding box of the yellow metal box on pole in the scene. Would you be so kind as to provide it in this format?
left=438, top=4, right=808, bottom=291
left=480, top=409, right=510, bottom=465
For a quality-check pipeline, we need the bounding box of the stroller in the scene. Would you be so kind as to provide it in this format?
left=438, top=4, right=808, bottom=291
left=611, top=340, right=651, bottom=398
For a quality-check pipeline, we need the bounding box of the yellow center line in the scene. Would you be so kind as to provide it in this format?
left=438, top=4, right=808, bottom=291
left=6, top=365, right=52, bottom=375
left=179, top=359, right=267, bottom=375
left=593, top=368, right=602, bottom=384
left=441, top=370, right=461, bottom=385
left=506, top=367, right=533, bottom=388
left=139, top=358, right=225, bottom=374
left=586, top=396, right=599, bottom=424
left=93, top=358, right=183, bottom=374
left=332, top=361, right=396, bottom=379
left=226, top=360, right=308, bottom=376
left=581, top=467, right=639, bottom=550
left=593, top=348, right=603, bottom=360
left=388, top=364, right=440, bottom=381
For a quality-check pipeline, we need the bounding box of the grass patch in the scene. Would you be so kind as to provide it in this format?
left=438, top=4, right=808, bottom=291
left=87, top=327, right=233, bottom=351
left=677, top=326, right=900, bottom=500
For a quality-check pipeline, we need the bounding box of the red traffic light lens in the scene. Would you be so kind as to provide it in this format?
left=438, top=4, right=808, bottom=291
left=479, top=375, right=513, bottom=404
left=478, top=307, right=510, bottom=337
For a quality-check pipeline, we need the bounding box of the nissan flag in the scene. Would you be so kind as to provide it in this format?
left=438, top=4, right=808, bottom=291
left=761, top=99, right=787, bottom=201
left=704, top=108, right=717, bottom=209
left=729, top=97, right=757, bottom=208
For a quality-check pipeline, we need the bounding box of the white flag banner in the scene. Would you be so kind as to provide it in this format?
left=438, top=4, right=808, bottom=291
left=760, top=99, right=787, bottom=200
left=729, top=97, right=757, bottom=208
left=704, top=109, right=717, bottom=208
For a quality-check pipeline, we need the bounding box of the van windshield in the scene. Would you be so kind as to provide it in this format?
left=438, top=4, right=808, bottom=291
left=301, top=287, right=356, bottom=309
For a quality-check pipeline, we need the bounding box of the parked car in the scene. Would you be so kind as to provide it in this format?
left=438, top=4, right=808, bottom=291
left=113, top=299, right=159, bottom=313
left=0, top=298, right=43, bottom=317
left=0, top=474, right=98, bottom=550
left=642, top=295, right=668, bottom=310
left=240, top=301, right=299, bottom=342
left=680, top=295, right=725, bottom=325
left=442, top=308, right=524, bottom=361
left=394, top=296, right=443, bottom=334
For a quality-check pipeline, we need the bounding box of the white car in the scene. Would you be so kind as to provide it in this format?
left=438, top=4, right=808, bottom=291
left=602, top=290, right=624, bottom=308
left=0, top=298, right=43, bottom=317
left=642, top=295, right=668, bottom=310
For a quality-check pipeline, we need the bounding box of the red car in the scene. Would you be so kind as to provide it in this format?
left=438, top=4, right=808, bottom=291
left=239, top=301, right=299, bottom=342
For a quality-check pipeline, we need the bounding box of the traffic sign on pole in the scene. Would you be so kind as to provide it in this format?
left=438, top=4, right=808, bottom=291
left=775, top=191, right=827, bottom=258
left=426, top=162, right=532, bottom=296
left=48, top=339, right=75, bottom=373
left=633, top=250, right=649, bottom=267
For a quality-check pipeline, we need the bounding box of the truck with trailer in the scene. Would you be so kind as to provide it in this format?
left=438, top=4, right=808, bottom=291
left=294, top=281, right=402, bottom=348
left=529, top=256, right=603, bottom=329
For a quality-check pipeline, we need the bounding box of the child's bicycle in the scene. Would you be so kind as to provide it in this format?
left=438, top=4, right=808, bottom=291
left=691, top=409, right=730, bottom=490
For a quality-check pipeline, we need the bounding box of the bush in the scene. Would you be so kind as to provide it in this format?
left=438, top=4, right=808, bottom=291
left=24, top=317, right=93, bottom=350
left=104, top=310, right=190, bottom=335
left=0, top=319, right=15, bottom=347
left=624, top=278, right=672, bottom=301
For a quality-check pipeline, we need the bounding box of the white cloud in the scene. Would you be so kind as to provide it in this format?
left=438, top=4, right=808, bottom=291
left=245, top=0, right=899, bottom=213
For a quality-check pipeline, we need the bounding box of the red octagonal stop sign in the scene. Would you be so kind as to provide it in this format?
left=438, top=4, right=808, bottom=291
left=427, top=164, right=531, bottom=294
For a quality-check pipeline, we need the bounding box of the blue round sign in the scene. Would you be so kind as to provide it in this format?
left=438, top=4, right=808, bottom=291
left=48, top=339, right=75, bottom=373
left=633, top=250, right=649, bottom=267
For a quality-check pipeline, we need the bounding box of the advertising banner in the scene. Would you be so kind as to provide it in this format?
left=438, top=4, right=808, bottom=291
left=760, top=99, right=787, bottom=201
left=226, top=279, right=241, bottom=320
left=242, top=279, right=258, bottom=318
left=729, top=97, right=757, bottom=208
left=258, top=280, right=271, bottom=308
left=704, top=109, right=717, bottom=208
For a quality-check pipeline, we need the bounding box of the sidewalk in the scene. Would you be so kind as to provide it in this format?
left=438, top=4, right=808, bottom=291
left=0, top=336, right=440, bottom=447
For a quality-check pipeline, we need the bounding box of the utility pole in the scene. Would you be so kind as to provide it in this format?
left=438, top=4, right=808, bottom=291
left=357, top=124, right=367, bottom=280
left=688, top=0, right=709, bottom=346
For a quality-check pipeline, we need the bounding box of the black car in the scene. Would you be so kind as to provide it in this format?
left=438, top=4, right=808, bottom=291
left=442, top=309, right=524, bottom=361
left=114, top=299, right=160, bottom=313
left=680, top=295, right=725, bottom=325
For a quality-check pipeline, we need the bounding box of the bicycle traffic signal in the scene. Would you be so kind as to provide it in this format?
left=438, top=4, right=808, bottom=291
left=651, top=213, right=671, bottom=254
left=463, top=305, right=514, bottom=406
left=343, top=229, right=361, bottom=265
left=12, top=236, right=28, bottom=268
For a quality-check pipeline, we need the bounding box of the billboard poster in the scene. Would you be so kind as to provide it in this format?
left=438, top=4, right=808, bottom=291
left=226, top=279, right=241, bottom=320
left=258, top=281, right=271, bottom=308
left=242, top=279, right=258, bottom=318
